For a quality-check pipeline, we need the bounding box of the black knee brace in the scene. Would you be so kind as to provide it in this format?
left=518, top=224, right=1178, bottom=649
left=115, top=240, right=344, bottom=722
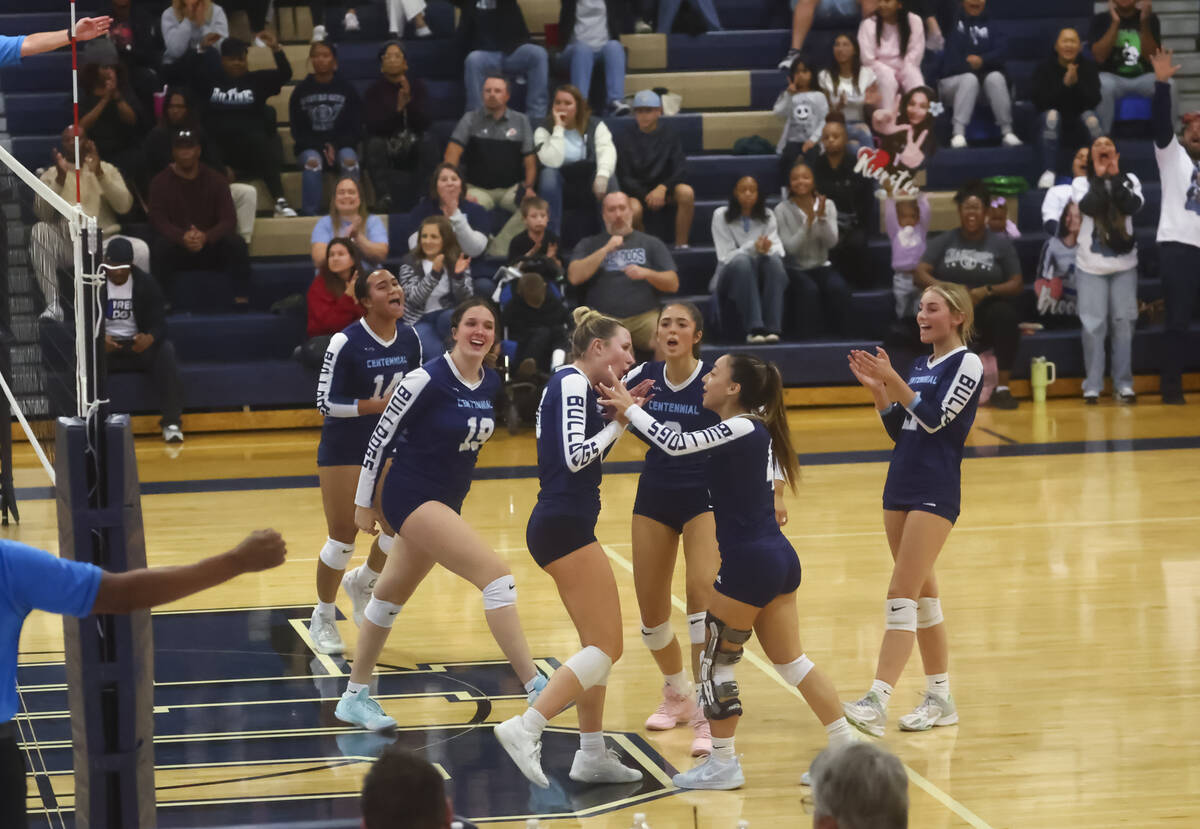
left=698, top=612, right=752, bottom=721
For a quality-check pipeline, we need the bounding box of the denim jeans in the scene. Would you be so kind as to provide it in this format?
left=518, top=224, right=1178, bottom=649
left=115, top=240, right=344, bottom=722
left=717, top=253, right=787, bottom=336
left=1077, top=266, right=1138, bottom=396
left=464, top=44, right=550, bottom=121
left=298, top=147, right=359, bottom=216
left=1159, top=242, right=1200, bottom=397
left=1037, top=108, right=1102, bottom=175
left=562, top=41, right=626, bottom=106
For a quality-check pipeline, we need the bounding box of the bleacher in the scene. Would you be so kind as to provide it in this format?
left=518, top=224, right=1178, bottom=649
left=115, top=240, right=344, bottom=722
left=0, top=0, right=1197, bottom=420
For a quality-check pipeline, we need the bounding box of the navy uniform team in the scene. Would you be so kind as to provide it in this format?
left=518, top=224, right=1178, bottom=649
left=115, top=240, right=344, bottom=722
left=307, top=271, right=983, bottom=790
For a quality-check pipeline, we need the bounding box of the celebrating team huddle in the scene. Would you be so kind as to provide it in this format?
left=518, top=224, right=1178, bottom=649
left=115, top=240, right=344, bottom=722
left=306, top=274, right=981, bottom=790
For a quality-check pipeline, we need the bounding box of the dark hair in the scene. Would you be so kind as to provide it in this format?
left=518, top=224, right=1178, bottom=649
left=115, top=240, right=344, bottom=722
left=726, top=354, right=800, bottom=491
left=309, top=40, right=337, bottom=64
left=354, top=267, right=403, bottom=308
left=786, top=161, right=815, bottom=197
left=875, top=1, right=912, bottom=58
left=725, top=176, right=768, bottom=224
left=318, top=237, right=361, bottom=298
left=377, top=40, right=405, bottom=61
left=1083, top=136, right=1135, bottom=254
left=81, top=60, right=128, bottom=97
left=570, top=306, right=625, bottom=360
left=483, top=73, right=510, bottom=93
left=428, top=162, right=466, bottom=201
left=827, top=33, right=864, bottom=97
left=953, top=180, right=990, bottom=207
left=450, top=296, right=500, bottom=331
left=161, top=85, right=194, bottom=126
left=412, top=215, right=463, bottom=265
left=788, top=55, right=814, bottom=92
left=361, top=746, right=446, bottom=829
left=658, top=301, right=705, bottom=359
left=1056, top=200, right=1080, bottom=239
left=545, top=83, right=591, bottom=132
left=896, top=85, right=935, bottom=130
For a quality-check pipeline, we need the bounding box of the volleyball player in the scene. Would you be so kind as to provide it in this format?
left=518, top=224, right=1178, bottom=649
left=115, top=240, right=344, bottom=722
left=310, top=269, right=422, bottom=653
left=599, top=353, right=856, bottom=790
left=842, top=281, right=981, bottom=736
left=494, top=307, right=645, bottom=788
left=623, top=302, right=718, bottom=756
left=336, top=297, right=545, bottom=730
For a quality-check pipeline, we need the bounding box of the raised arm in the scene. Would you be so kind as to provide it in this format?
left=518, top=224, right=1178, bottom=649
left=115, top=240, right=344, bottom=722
left=623, top=404, right=756, bottom=456
left=20, top=17, right=110, bottom=58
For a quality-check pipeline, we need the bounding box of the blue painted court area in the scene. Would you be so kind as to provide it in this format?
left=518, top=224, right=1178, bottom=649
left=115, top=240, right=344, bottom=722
left=18, top=607, right=676, bottom=827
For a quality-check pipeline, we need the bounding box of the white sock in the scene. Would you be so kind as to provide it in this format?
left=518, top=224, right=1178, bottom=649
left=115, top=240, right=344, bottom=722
left=344, top=680, right=367, bottom=697
left=315, top=601, right=336, bottom=619
left=579, top=730, right=605, bottom=756
left=927, top=672, right=950, bottom=698
left=664, top=670, right=691, bottom=697
left=361, top=564, right=381, bottom=582
left=415, top=24, right=432, bottom=35
left=995, top=384, right=1010, bottom=392
left=523, top=673, right=542, bottom=693
left=711, top=735, right=735, bottom=761
left=825, top=717, right=855, bottom=747
left=870, top=679, right=894, bottom=707
left=520, top=707, right=547, bottom=736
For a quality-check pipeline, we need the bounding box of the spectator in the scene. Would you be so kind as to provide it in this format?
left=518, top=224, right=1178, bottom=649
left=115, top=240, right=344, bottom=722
left=810, top=741, right=908, bottom=829
left=504, top=271, right=570, bottom=378
left=309, top=177, right=389, bottom=272
left=861, top=0, right=947, bottom=49
left=710, top=176, right=787, bottom=343
left=79, top=39, right=149, bottom=196
left=290, top=42, right=364, bottom=217
left=811, top=118, right=875, bottom=286
left=939, top=0, right=1020, bottom=149
left=858, top=0, right=924, bottom=108
left=32, top=127, right=147, bottom=321
left=1032, top=28, right=1102, bottom=189
left=1150, top=50, right=1200, bottom=405
left=915, top=180, right=1022, bottom=408
left=0, top=531, right=286, bottom=829
left=567, top=192, right=679, bottom=354
left=818, top=33, right=880, bottom=152
left=143, top=87, right=257, bottom=244
left=406, top=162, right=491, bottom=261
left=641, top=0, right=722, bottom=34
left=534, top=84, right=618, bottom=236
left=1041, top=145, right=1090, bottom=233
left=161, top=0, right=227, bottom=67
left=1073, top=134, right=1143, bottom=404
left=397, top=216, right=473, bottom=357
left=361, top=745, right=478, bottom=829
left=106, top=0, right=164, bottom=112
left=775, top=162, right=851, bottom=338
left=304, top=237, right=364, bottom=364
left=456, top=0, right=549, bottom=122
left=363, top=41, right=436, bottom=213
left=986, top=195, right=1019, bottom=239
left=872, top=85, right=936, bottom=173
left=557, top=0, right=631, bottom=117
left=0, top=17, right=109, bottom=69
left=884, top=190, right=930, bottom=318
left=1089, top=0, right=1174, bottom=134
left=779, top=0, right=860, bottom=72
left=301, top=3, right=373, bottom=44
left=775, top=56, right=830, bottom=180
left=148, top=128, right=251, bottom=304
left=201, top=34, right=297, bottom=217
left=1034, top=200, right=1081, bottom=324
left=507, top=196, right=564, bottom=284
left=617, top=89, right=695, bottom=249
left=101, top=239, right=184, bottom=443
left=378, top=0, right=433, bottom=39
left=444, top=74, right=537, bottom=257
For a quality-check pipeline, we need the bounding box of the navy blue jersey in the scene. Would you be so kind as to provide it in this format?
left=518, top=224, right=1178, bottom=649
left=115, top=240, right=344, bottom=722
left=624, top=407, right=781, bottom=550
left=534, top=366, right=626, bottom=517
left=624, top=360, right=719, bottom=488
left=355, top=354, right=501, bottom=509
left=880, top=347, right=983, bottom=511
left=317, top=319, right=423, bottom=465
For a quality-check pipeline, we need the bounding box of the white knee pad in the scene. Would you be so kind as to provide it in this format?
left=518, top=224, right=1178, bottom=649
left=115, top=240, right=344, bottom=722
left=377, top=533, right=395, bottom=555
left=481, top=576, right=517, bottom=610
left=364, top=596, right=403, bottom=628
left=640, top=620, right=674, bottom=652
left=687, top=611, right=707, bottom=645
left=319, top=537, right=355, bottom=570
left=885, top=598, right=919, bottom=632
left=563, top=645, right=612, bottom=690
left=774, top=654, right=815, bottom=687
left=917, top=597, right=944, bottom=629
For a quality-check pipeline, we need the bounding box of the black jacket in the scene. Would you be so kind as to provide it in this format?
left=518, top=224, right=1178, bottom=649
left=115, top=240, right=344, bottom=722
left=558, top=0, right=632, bottom=44
left=1031, top=55, right=1101, bottom=118
left=201, top=48, right=292, bottom=136
left=101, top=266, right=168, bottom=344
left=616, top=123, right=687, bottom=201
left=455, top=0, right=532, bottom=56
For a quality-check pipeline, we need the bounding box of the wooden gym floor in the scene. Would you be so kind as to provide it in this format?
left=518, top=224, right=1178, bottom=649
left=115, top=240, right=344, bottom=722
left=10, top=398, right=1200, bottom=828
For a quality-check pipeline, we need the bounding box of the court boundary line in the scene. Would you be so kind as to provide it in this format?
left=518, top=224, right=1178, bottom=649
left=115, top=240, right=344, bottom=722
left=601, top=544, right=996, bottom=829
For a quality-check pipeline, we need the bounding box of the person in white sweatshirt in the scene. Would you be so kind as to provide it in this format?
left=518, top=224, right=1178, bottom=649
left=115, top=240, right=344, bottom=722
left=534, top=84, right=618, bottom=237
left=710, top=176, right=787, bottom=343
left=775, top=55, right=830, bottom=181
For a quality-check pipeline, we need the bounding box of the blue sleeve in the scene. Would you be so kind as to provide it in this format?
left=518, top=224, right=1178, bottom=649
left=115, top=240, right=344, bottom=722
left=0, top=36, right=24, bottom=68
left=1, top=541, right=102, bottom=619
left=366, top=214, right=388, bottom=244
left=310, top=216, right=334, bottom=245
left=1152, top=81, right=1174, bottom=150
left=879, top=404, right=907, bottom=443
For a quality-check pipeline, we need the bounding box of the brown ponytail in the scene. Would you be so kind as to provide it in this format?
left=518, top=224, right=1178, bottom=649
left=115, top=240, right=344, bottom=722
left=570, top=305, right=624, bottom=360
left=727, top=354, right=799, bottom=491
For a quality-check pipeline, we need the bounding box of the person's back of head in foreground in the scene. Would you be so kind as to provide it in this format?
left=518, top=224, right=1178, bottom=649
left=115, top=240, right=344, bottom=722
left=362, top=745, right=452, bottom=829
left=811, top=741, right=908, bottom=829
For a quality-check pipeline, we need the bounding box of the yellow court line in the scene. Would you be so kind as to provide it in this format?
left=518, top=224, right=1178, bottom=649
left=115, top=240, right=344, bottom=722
left=609, top=732, right=675, bottom=789
left=600, top=545, right=995, bottom=829
left=287, top=618, right=343, bottom=676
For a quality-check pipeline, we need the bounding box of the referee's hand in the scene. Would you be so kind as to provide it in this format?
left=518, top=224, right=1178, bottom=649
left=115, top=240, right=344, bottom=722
left=230, top=530, right=288, bottom=573
left=75, top=17, right=112, bottom=42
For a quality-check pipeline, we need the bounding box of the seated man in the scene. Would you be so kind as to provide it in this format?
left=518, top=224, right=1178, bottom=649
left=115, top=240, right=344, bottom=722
left=445, top=75, right=536, bottom=257
left=148, top=128, right=251, bottom=305
left=456, top=0, right=548, bottom=122
left=361, top=745, right=477, bottom=829
left=567, top=191, right=679, bottom=356
left=616, top=90, right=694, bottom=249
left=102, top=239, right=184, bottom=443
left=1088, top=0, right=1174, bottom=133
left=810, top=741, right=908, bottom=829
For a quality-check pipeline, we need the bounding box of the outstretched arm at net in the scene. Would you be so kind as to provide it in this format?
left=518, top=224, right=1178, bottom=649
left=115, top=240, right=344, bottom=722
left=4, top=18, right=111, bottom=65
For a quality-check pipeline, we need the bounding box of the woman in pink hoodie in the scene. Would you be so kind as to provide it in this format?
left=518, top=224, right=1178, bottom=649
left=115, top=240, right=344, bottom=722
left=858, top=0, right=925, bottom=107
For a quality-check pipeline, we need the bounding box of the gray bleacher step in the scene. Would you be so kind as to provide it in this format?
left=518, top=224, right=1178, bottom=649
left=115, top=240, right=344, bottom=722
left=16, top=395, right=50, bottom=418
left=9, top=295, right=35, bottom=315
left=10, top=365, right=44, bottom=396
left=11, top=343, right=39, bottom=364
left=9, top=318, right=37, bottom=342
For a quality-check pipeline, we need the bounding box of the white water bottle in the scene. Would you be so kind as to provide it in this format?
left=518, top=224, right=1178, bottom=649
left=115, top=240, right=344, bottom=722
left=630, top=813, right=649, bottom=828
left=525, top=820, right=540, bottom=829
